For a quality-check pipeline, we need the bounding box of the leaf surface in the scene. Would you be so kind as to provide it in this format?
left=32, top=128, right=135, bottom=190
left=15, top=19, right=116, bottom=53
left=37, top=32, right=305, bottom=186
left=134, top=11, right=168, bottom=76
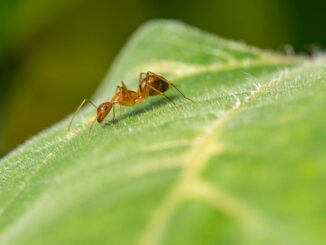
left=0, top=20, right=325, bottom=244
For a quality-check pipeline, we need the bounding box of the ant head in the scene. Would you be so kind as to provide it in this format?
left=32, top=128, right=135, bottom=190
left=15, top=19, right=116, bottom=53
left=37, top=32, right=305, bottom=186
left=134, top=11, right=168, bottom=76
left=97, top=102, right=113, bottom=123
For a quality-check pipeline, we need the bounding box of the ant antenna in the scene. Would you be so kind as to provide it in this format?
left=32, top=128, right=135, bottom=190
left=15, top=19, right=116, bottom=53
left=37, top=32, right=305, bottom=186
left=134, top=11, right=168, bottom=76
left=68, top=98, right=97, bottom=131
left=87, top=116, right=97, bottom=138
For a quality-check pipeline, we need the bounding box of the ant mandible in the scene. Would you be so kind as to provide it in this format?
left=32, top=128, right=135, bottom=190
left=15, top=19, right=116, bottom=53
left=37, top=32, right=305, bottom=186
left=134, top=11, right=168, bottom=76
left=68, top=71, right=193, bottom=134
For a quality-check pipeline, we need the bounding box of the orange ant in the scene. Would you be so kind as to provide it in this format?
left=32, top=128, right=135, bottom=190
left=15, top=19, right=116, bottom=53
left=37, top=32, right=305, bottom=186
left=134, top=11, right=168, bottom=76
left=68, top=71, right=193, bottom=134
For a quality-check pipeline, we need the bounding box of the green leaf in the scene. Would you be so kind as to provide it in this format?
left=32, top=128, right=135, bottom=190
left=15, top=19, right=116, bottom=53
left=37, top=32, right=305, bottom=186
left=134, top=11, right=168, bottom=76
left=0, top=20, right=325, bottom=244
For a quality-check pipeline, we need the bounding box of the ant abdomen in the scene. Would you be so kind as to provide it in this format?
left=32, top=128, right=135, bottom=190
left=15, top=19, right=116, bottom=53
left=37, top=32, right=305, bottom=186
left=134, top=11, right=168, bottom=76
left=140, top=75, right=169, bottom=96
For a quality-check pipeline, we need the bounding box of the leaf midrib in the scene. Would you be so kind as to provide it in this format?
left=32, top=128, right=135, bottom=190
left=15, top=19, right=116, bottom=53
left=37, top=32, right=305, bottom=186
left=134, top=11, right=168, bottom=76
left=136, top=59, right=320, bottom=245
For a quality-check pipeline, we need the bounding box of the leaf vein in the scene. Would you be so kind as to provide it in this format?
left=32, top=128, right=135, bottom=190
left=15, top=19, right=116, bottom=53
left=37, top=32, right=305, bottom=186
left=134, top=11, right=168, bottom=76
left=136, top=59, right=318, bottom=245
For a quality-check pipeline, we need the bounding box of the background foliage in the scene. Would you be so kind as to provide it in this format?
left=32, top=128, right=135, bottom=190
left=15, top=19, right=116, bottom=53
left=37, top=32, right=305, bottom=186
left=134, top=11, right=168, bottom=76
left=0, top=0, right=326, bottom=155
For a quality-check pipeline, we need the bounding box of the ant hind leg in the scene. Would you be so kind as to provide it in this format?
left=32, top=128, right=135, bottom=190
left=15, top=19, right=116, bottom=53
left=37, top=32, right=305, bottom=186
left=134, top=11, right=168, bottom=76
left=149, top=85, right=176, bottom=106
left=147, top=72, right=194, bottom=102
left=171, top=83, right=194, bottom=102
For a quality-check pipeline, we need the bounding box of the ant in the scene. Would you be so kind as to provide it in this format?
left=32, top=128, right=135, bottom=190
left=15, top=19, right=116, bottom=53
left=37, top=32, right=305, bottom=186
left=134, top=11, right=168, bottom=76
left=68, top=71, right=193, bottom=135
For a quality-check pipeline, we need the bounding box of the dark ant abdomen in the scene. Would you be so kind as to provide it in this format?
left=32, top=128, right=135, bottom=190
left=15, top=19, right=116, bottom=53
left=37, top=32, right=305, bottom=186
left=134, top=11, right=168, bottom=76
left=140, top=76, right=169, bottom=96
left=149, top=79, right=169, bottom=96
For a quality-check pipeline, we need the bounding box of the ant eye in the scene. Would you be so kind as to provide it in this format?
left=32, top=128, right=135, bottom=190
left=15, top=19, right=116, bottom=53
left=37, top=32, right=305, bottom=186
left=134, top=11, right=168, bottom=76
left=101, top=105, right=107, bottom=111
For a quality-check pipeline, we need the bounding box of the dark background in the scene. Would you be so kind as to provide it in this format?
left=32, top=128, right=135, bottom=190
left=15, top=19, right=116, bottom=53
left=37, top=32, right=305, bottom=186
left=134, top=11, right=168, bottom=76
left=0, top=0, right=325, bottom=156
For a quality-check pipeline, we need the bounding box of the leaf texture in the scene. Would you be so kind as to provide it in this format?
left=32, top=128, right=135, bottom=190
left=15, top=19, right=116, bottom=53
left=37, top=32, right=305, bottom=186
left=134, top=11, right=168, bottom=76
left=0, top=20, right=325, bottom=244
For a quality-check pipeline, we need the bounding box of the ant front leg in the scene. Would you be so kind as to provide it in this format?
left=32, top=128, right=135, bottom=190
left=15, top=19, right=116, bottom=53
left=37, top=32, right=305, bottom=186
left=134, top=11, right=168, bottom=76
left=104, top=102, right=117, bottom=125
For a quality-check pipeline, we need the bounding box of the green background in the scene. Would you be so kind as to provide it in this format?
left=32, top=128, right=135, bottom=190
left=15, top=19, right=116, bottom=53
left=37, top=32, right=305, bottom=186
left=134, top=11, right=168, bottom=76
left=0, top=0, right=325, bottom=156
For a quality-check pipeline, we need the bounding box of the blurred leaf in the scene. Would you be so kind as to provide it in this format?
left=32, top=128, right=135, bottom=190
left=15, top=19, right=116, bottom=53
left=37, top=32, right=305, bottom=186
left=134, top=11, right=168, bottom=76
left=1, top=0, right=145, bottom=154
left=0, top=20, right=325, bottom=244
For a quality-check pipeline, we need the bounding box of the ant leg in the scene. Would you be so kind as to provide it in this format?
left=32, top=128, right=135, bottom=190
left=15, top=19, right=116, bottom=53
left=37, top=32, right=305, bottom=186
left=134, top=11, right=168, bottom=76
left=105, top=102, right=117, bottom=125
left=147, top=71, right=194, bottom=102
left=120, top=81, right=134, bottom=102
left=170, top=83, right=194, bottom=102
left=136, top=79, right=150, bottom=103
left=148, top=85, right=176, bottom=105
left=139, top=72, right=147, bottom=83
left=121, top=81, right=129, bottom=90
left=68, top=98, right=97, bottom=131
left=119, top=104, right=124, bottom=120
left=112, top=103, right=116, bottom=122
